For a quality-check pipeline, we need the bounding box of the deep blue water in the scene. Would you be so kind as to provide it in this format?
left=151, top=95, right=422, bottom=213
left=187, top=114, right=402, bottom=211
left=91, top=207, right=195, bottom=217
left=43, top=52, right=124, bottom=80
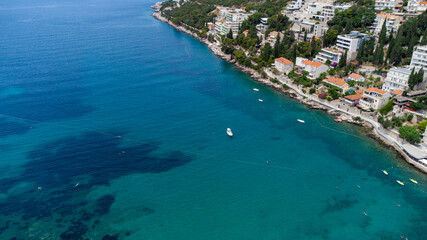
left=0, top=0, right=426, bottom=239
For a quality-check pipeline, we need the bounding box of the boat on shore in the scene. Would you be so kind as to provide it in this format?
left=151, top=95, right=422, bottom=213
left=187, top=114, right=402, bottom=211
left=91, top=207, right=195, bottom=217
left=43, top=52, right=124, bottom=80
left=409, top=178, right=418, bottom=184
left=382, top=170, right=388, bottom=175
left=297, top=119, right=305, bottom=123
left=227, top=128, right=233, bottom=137
left=334, top=118, right=342, bottom=123
left=396, top=180, right=404, bottom=185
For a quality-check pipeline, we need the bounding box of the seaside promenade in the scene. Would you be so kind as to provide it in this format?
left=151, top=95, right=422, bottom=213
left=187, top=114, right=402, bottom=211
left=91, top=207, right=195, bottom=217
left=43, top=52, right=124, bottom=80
left=266, top=70, right=427, bottom=173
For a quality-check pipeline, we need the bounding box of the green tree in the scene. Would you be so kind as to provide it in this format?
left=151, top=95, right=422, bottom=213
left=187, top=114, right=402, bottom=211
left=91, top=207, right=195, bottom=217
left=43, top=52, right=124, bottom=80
left=262, top=43, right=272, bottom=62
left=378, top=21, right=387, bottom=45
left=418, top=120, right=427, bottom=132
left=227, top=29, right=233, bottom=39
left=399, top=126, right=421, bottom=144
left=338, top=50, right=347, bottom=68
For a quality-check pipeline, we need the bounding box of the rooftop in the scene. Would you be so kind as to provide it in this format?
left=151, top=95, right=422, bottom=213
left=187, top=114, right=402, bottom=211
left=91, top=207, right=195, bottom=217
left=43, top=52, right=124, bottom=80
left=391, top=90, right=403, bottom=95
left=377, top=14, right=398, bottom=19
left=324, top=77, right=346, bottom=86
left=275, top=57, right=293, bottom=65
left=349, top=73, right=363, bottom=79
left=365, top=87, right=387, bottom=95
left=389, top=67, right=412, bottom=75
left=345, top=94, right=363, bottom=100
left=302, top=60, right=323, bottom=68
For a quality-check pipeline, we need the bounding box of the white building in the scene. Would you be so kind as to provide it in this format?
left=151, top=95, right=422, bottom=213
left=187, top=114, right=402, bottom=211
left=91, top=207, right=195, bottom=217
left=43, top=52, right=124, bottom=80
left=314, top=23, right=329, bottom=38
left=410, top=45, right=427, bottom=71
left=407, top=0, right=427, bottom=13
left=275, top=57, right=294, bottom=74
left=315, top=48, right=343, bottom=64
left=321, top=5, right=335, bottom=20
left=373, top=14, right=401, bottom=35
left=375, top=0, right=401, bottom=11
left=225, top=10, right=250, bottom=33
left=287, top=0, right=305, bottom=10
left=382, top=67, right=412, bottom=92
left=336, top=31, right=370, bottom=53
left=348, top=73, right=365, bottom=82
left=297, top=58, right=329, bottom=79
left=359, top=87, right=391, bottom=110
left=215, top=22, right=231, bottom=35
left=257, top=18, right=269, bottom=32
left=307, top=2, right=324, bottom=14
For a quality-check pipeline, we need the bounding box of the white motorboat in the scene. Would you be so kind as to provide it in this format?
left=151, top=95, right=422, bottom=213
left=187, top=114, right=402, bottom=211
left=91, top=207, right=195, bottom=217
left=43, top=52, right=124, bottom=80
left=258, top=99, right=263, bottom=102
left=382, top=170, right=388, bottom=175
left=253, top=88, right=259, bottom=92
left=227, top=128, right=233, bottom=137
left=396, top=180, right=404, bottom=186
left=297, top=119, right=305, bottom=123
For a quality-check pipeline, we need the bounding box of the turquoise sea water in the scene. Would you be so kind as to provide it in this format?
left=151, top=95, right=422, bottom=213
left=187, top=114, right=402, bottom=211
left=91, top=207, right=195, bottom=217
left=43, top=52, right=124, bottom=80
left=0, top=0, right=426, bottom=239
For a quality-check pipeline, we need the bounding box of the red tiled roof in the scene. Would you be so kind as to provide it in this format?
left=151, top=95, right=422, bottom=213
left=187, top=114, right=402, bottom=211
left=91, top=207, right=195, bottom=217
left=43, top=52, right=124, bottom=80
left=349, top=73, right=362, bottom=79
left=356, top=89, right=364, bottom=94
left=345, top=94, right=362, bottom=101
left=377, top=14, right=398, bottom=19
left=324, top=77, right=346, bottom=87
left=365, top=87, right=386, bottom=95
left=275, top=57, right=293, bottom=65
left=302, top=60, right=323, bottom=68
left=391, top=90, right=403, bottom=95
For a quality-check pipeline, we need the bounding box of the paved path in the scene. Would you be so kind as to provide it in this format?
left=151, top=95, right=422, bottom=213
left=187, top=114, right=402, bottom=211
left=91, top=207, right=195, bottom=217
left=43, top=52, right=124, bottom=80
left=265, top=70, right=400, bottom=145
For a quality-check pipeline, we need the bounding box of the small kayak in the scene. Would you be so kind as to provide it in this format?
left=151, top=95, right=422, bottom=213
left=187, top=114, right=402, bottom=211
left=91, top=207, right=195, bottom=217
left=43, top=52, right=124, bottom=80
left=409, top=178, right=418, bottom=184
left=227, top=128, right=233, bottom=137
left=382, top=170, right=388, bottom=175
left=396, top=180, right=404, bottom=186
left=253, top=88, right=259, bottom=92
left=297, top=119, right=305, bottom=123
left=258, top=99, right=263, bottom=102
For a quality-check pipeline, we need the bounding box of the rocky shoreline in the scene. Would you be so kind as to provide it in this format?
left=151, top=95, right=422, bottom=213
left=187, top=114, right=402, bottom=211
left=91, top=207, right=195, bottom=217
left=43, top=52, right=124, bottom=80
left=152, top=10, right=427, bottom=174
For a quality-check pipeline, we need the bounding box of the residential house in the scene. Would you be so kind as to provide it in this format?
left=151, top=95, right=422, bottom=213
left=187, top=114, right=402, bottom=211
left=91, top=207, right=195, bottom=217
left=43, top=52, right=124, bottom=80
left=323, top=77, right=349, bottom=90
left=297, top=59, right=329, bottom=79
left=382, top=67, right=412, bottom=92
left=348, top=73, right=365, bottom=82
left=344, top=94, right=363, bottom=105
left=207, top=23, right=216, bottom=31
left=359, top=87, right=391, bottom=110
left=275, top=57, right=294, bottom=74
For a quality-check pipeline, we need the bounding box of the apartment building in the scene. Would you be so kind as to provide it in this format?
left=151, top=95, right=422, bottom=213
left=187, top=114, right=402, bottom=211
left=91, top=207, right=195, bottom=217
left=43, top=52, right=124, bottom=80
left=410, top=45, right=427, bottom=71
left=315, top=48, right=343, bottom=64
left=373, top=14, right=401, bottom=34
left=374, top=0, right=401, bottom=11
left=382, top=67, right=412, bottom=92
left=359, top=87, right=391, bottom=110
left=336, top=31, right=370, bottom=53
